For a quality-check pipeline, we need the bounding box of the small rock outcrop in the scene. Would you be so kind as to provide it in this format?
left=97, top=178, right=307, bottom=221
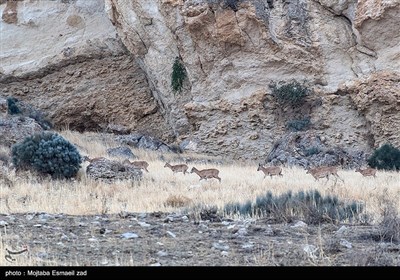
left=266, top=131, right=366, bottom=169
left=86, top=158, right=142, bottom=183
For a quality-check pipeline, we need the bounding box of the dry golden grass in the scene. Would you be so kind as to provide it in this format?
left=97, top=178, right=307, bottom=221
left=0, top=130, right=399, bottom=223
left=0, top=130, right=399, bottom=267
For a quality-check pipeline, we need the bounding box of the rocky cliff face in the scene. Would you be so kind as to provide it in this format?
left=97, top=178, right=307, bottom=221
left=1, top=0, right=399, bottom=162
left=0, top=0, right=174, bottom=142
left=105, top=0, right=399, bottom=160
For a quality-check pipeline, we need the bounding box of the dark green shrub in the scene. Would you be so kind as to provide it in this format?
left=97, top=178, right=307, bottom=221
left=6, top=97, right=52, bottom=129
left=224, top=189, right=364, bottom=224
left=171, top=57, right=187, bottom=94
left=286, top=117, right=311, bottom=131
left=368, top=143, right=400, bottom=171
left=11, top=132, right=82, bottom=179
left=304, top=146, right=321, bottom=157
left=270, top=80, right=310, bottom=107
left=224, top=0, right=240, bottom=11
left=7, top=97, right=21, bottom=115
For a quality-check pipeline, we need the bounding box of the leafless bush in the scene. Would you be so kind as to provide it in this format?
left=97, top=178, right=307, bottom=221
left=164, top=195, right=192, bottom=208
left=379, top=202, right=400, bottom=243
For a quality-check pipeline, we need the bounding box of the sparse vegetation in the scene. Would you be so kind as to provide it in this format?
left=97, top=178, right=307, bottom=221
left=164, top=195, right=192, bottom=208
left=7, top=97, right=21, bottom=115
left=28, top=110, right=53, bottom=130
left=0, top=150, right=10, bottom=165
left=270, top=80, right=310, bottom=107
left=377, top=189, right=400, bottom=243
left=224, top=0, right=240, bottom=11
left=171, top=57, right=187, bottom=94
left=225, top=190, right=364, bottom=224
left=368, top=143, right=400, bottom=171
left=6, top=97, right=53, bottom=129
left=304, top=146, right=321, bottom=157
left=11, top=131, right=82, bottom=179
left=286, top=117, right=311, bottom=131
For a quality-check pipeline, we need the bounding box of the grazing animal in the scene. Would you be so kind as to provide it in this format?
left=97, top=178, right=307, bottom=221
left=355, top=167, right=377, bottom=178
left=123, top=159, right=149, bottom=172
left=257, top=164, right=282, bottom=179
left=190, top=167, right=221, bottom=183
left=82, top=156, right=106, bottom=163
left=164, top=162, right=189, bottom=175
left=306, top=166, right=344, bottom=183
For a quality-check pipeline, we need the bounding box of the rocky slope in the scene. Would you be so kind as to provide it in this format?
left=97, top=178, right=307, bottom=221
left=1, top=0, right=399, bottom=162
left=1, top=212, right=399, bottom=266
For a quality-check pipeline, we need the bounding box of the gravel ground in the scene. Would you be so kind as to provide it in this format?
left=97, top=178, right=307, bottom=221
left=1, top=211, right=399, bottom=267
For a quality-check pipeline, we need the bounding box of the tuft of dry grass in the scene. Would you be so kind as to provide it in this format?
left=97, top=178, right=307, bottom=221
left=164, top=194, right=193, bottom=208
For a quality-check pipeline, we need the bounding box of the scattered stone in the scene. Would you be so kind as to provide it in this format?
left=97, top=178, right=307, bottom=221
left=339, top=239, right=352, bottom=249
left=118, top=211, right=132, bottom=219
left=212, top=242, right=229, bottom=251
left=336, top=225, right=347, bottom=235
left=164, top=216, right=174, bottom=223
left=60, top=234, right=69, bottom=240
left=241, top=243, right=254, bottom=251
left=291, top=221, right=307, bottom=228
left=138, top=221, right=151, bottom=228
left=138, top=213, right=147, bottom=219
left=156, top=251, right=168, bottom=257
left=0, top=221, right=8, bottom=227
left=106, top=146, right=135, bottom=159
left=166, top=231, right=176, bottom=238
left=303, top=244, right=318, bottom=259
left=121, top=232, right=139, bottom=239
left=200, top=207, right=222, bottom=222
left=265, top=226, right=275, bottom=236
left=181, top=215, right=189, bottom=222
left=25, top=214, right=35, bottom=221
left=234, top=227, right=248, bottom=238
left=38, top=213, right=52, bottom=220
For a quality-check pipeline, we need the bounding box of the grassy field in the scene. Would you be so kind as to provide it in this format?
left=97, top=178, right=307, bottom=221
left=0, top=130, right=399, bottom=267
left=0, top=130, right=399, bottom=222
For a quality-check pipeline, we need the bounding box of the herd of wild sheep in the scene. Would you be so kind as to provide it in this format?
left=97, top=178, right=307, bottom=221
left=83, top=156, right=377, bottom=183
left=257, top=164, right=376, bottom=183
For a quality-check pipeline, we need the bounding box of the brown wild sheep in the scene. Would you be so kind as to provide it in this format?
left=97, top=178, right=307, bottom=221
left=190, top=167, right=221, bottom=183
left=164, top=162, right=189, bottom=175
left=257, top=164, right=282, bottom=179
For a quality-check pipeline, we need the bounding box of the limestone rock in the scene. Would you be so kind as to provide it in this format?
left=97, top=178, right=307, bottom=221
left=86, top=158, right=142, bottom=183
left=0, top=114, right=43, bottom=147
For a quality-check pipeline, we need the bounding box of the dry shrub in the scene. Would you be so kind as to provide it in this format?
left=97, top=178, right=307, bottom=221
left=164, top=195, right=192, bottom=208
left=375, top=188, right=400, bottom=243
left=0, top=154, right=9, bottom=166
left=380, top=203, right=400, bottom=243
left=0, top=171, right=13, bottom=188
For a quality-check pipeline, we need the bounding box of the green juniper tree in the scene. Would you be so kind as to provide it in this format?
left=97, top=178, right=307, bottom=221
left=12, top=132, right=82, bottom=179
left=171, top=57, right=187, bottom=94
